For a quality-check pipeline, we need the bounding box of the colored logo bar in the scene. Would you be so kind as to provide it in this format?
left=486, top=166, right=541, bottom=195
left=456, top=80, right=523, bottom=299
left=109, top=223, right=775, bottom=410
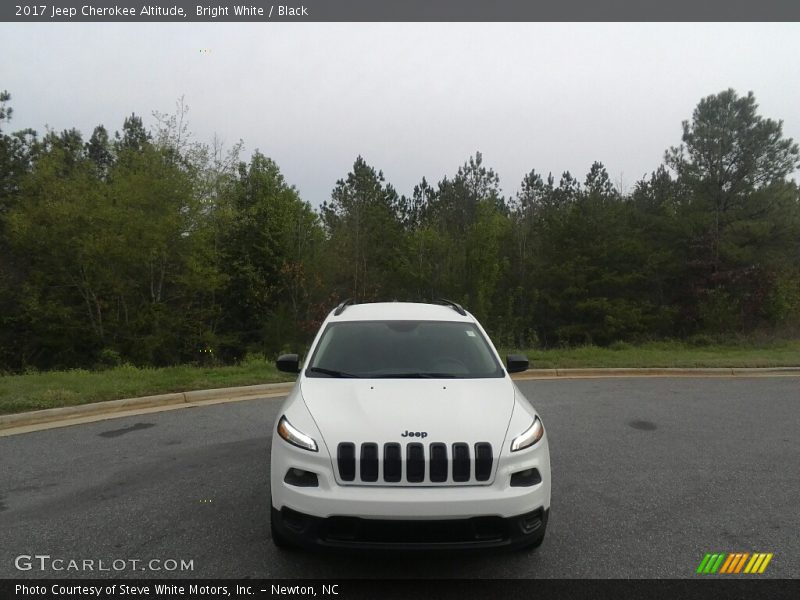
left=696, top=552, right=773, bottom=574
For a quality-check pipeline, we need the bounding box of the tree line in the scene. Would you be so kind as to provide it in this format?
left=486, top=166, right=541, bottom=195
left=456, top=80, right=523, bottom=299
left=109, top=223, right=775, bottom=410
left=0, top=89, right=798, bottom=371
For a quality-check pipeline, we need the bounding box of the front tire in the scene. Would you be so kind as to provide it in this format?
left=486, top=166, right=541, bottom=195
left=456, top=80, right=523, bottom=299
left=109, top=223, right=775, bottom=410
left=270, top=506, right=292, bottom=549
left=521, top=528, right=546, bottom=550
left=517, top=508, right=548, bottom=551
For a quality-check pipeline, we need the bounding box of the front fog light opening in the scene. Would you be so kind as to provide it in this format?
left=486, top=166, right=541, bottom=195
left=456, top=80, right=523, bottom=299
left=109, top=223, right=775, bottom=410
left=284, top=468, right=319, bottom=487
left=510, top=417, right=544, bottom=452
left=277, top=415, right=319, bottom=452
left=510, top=468, right=542, bottom=487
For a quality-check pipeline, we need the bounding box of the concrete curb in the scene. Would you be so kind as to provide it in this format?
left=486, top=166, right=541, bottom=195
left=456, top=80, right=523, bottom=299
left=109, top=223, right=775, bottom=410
left=514, top=366, right=800, bottom=379
left=0, top=381, right=295, bottom=431
left=2, top=367, right=799, bottom=433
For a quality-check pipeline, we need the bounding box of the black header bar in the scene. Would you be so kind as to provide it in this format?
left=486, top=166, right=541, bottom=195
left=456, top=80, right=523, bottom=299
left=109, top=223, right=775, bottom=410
left=1, top=579, right=799, bottom=600
left=3, top=0, right=800, bottom=22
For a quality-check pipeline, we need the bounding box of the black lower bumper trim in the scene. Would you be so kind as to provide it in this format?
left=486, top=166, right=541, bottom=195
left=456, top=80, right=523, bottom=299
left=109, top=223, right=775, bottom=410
left=272, top=506, right=549, bottom=551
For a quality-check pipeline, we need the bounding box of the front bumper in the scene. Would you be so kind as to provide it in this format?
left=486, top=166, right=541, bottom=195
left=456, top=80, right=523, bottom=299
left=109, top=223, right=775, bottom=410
left=272, top=505, right=549, bottom=550
left=270, top=433, right=551, bottom=520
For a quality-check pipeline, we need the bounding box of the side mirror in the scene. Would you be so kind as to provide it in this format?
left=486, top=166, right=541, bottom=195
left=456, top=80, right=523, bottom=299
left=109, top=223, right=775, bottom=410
left=276, top=353, right=300, bottom=374
left=506, top=354, right=529, bottom=374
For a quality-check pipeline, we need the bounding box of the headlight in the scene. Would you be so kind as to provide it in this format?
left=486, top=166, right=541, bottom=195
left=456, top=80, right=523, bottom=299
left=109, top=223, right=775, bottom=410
left=510, top=416, right=544, bottom=452
left=277, top=415, right=318, bottom=452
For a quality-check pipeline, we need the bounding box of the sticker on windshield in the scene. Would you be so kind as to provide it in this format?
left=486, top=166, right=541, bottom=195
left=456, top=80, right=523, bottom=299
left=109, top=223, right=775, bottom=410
left=465, top=330, right=476, bottom=337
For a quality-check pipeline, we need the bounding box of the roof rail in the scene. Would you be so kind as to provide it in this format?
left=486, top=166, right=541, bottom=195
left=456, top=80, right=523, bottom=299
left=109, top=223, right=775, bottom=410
left=333, top=298, right=353, bottom=316
left=435, top=298, right=467, bottom=316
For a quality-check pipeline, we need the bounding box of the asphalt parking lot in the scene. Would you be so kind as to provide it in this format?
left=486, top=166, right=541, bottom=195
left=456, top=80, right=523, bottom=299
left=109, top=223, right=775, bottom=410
left=1, top=377, right=797, bottom=578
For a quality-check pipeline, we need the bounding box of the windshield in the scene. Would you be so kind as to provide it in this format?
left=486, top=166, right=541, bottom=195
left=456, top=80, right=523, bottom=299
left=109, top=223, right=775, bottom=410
left=305, top=320, right=504, bottom=379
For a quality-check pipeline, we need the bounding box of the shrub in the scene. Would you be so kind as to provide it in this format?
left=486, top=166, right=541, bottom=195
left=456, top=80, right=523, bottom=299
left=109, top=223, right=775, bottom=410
left=97, top=348, right=123, bottom=369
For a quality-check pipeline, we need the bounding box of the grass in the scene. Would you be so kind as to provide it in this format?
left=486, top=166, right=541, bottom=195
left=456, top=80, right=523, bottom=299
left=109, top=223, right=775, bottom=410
left=2, top=341, right=799, bottom=416
left=0, top=355, right=294, bottom=416
left=510, top=339, right=800, bottom=369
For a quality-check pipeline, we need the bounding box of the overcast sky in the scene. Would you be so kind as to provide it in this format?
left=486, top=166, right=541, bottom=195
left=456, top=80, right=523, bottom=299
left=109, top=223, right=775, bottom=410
left=2, top=22, right=799, bottom=204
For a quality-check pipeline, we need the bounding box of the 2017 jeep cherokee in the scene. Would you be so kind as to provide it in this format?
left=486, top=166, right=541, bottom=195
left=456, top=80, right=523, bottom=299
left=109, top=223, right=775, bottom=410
left=270, top=300, right=551, bottom=550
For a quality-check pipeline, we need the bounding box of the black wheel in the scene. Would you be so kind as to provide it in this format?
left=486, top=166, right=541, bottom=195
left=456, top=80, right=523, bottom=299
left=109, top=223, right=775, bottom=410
left=525, top=530, right=546, bottom=550
left=516, top=527, right=546, bottom=551
left=517, top=509, right=548, bottom=551
left=270, top=506, right=292, bottom=549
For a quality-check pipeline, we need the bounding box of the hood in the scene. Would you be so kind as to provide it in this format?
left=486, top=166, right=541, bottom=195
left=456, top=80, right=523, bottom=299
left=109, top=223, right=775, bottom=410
left=300, top=377, right=515, bottom=452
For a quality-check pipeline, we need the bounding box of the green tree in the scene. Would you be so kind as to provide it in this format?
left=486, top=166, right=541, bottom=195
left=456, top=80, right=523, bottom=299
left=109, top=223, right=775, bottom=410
left=5, top=113, right=221, bottom=368
left=321, top=156, right=405, bottom=301
left=220, top=151, right=323, bottom=357
left=115, top=113, right=150, bottom=154
left=0, top=90, right=12, bottom=126
left=666, top=89, right=800, bottom=330
left=6, top=137, right=107, bottom=366
left=0, top=91, right=39, bottom=368
left=422, top=152, right=507, bottom=317
left=628, top=166, right=685, bottom=335
left=86, top=125, right=114, bottom=178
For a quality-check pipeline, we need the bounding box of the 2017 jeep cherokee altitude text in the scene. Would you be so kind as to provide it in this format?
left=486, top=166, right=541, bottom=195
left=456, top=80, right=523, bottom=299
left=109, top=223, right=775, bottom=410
left=270, top=301, right=551, bottom=550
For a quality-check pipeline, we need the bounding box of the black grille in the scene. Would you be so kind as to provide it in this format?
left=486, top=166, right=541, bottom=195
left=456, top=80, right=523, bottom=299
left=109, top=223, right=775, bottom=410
left=336, top=442, right=355, bottom=481
left=474, top=442, right=493, bottom=481
left=322, top=515, right=507, bottom=545
left=360, top=443, right=379, bottom=482
left=383, top=443, right=402, bottom=482
left=336, top=442, right=492, bottom=484
left=452, top=443, right=470, bottom=482
left=406, top=443, right=425, bottom=482
left=429, top=443, right=448, bottom=482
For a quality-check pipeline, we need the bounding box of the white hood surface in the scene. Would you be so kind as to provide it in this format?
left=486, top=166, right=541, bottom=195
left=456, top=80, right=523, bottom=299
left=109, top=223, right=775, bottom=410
left=300, top=377, right=515, bottom=452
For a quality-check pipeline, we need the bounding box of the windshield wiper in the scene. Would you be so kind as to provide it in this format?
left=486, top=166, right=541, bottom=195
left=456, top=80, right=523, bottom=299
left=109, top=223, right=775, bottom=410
left=375, top=372, right=457, bottom=379
left=306, top=367, right=359, bottom=378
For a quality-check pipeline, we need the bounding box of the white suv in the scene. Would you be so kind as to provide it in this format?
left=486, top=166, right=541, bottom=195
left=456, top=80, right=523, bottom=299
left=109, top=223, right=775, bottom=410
left=270, top=300, right=551, bottom=550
